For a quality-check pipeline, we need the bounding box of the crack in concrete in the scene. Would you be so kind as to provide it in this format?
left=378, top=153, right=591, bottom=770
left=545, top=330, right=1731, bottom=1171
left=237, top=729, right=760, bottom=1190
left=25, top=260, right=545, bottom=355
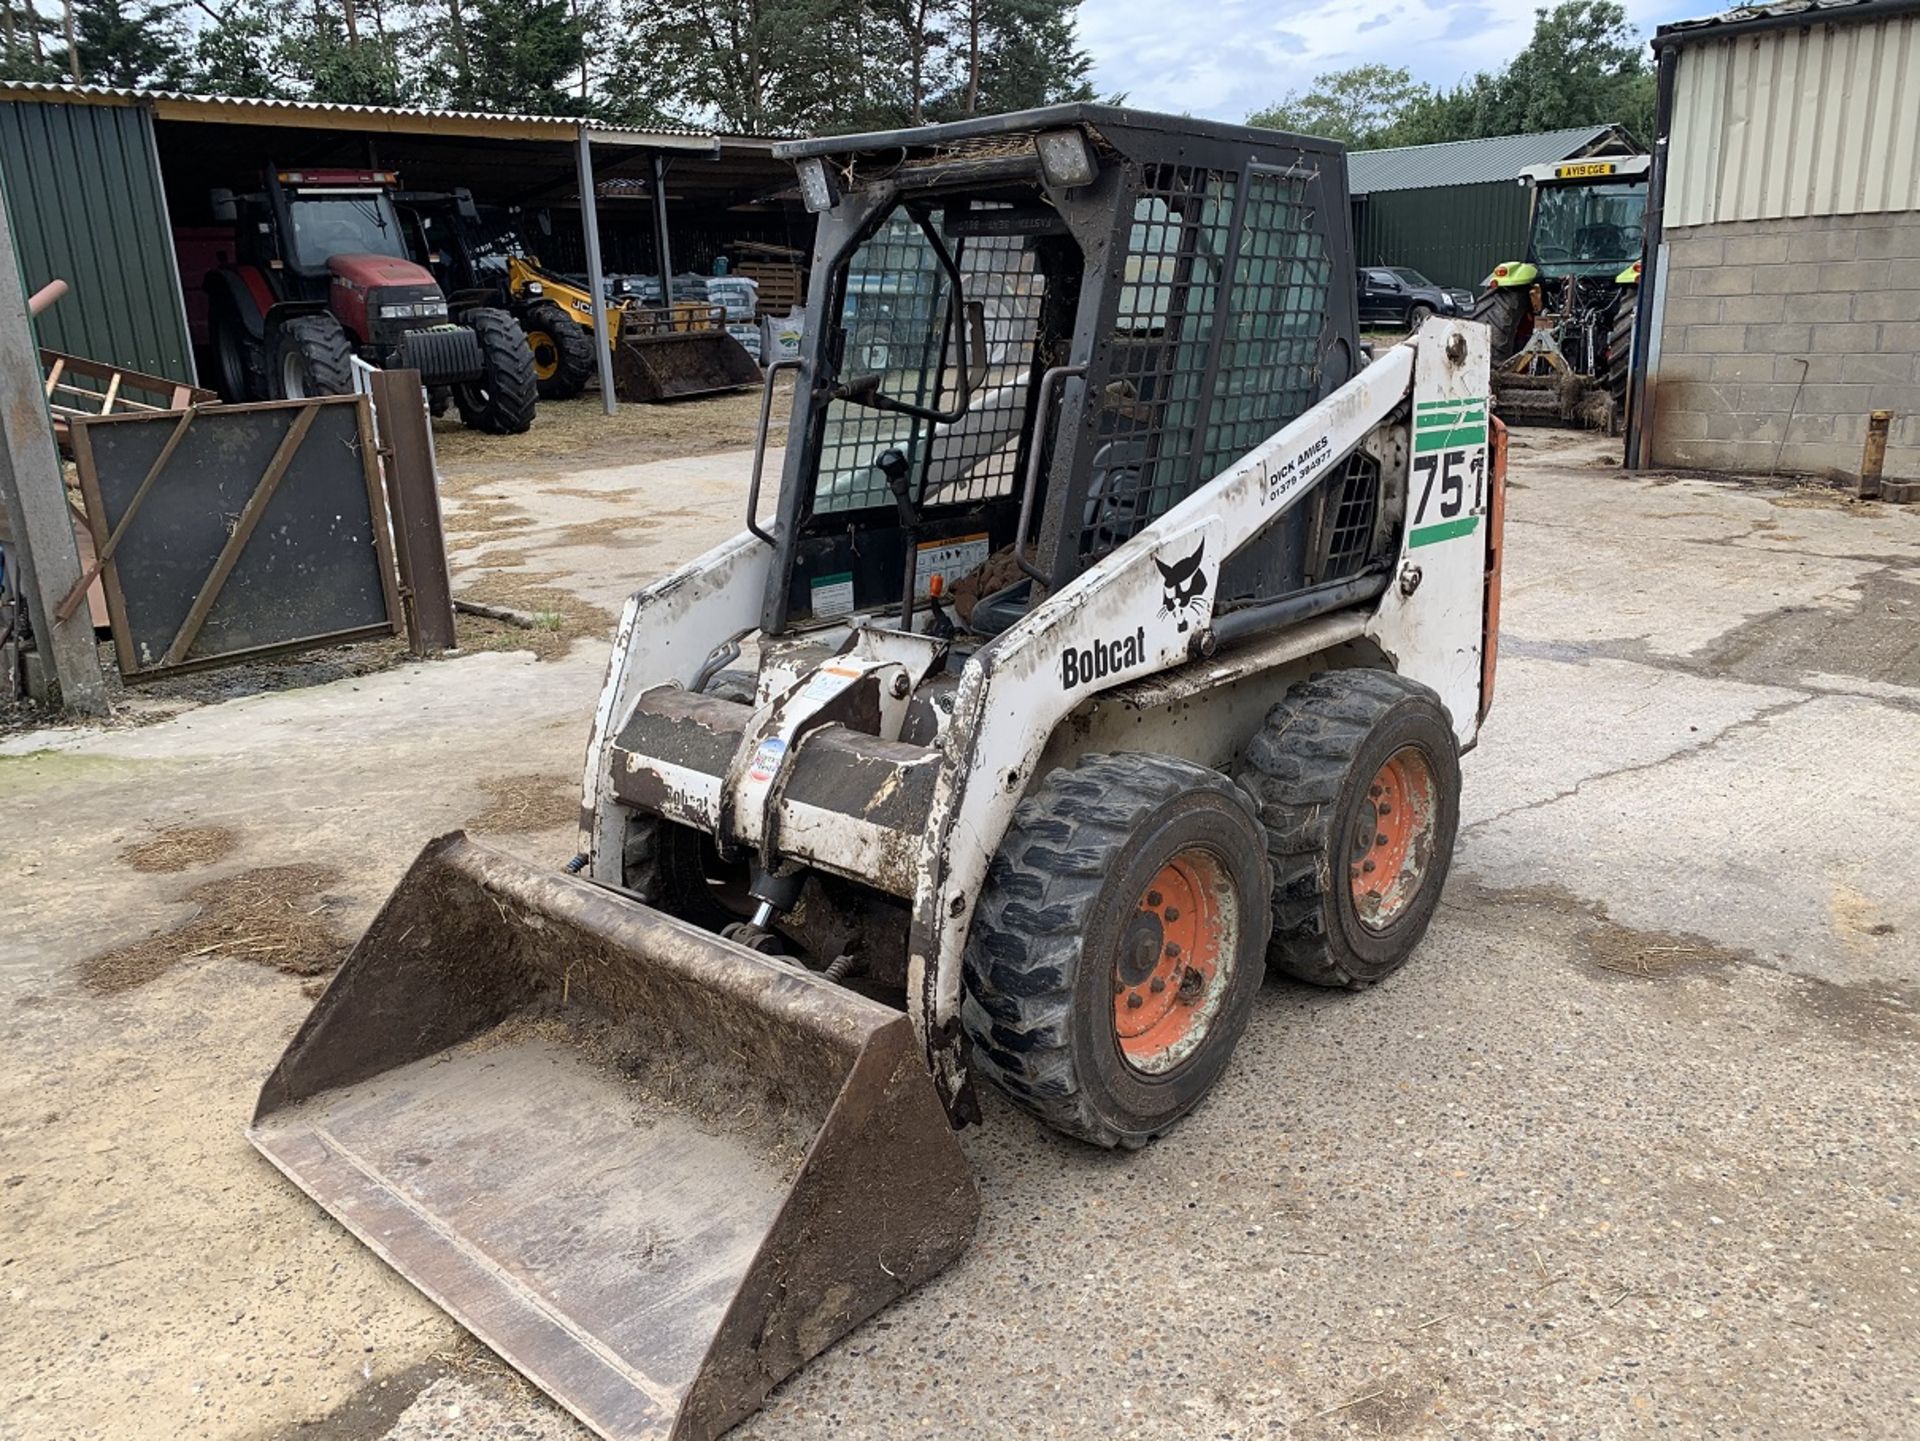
left=1463, top=694, right=1818, bottom=833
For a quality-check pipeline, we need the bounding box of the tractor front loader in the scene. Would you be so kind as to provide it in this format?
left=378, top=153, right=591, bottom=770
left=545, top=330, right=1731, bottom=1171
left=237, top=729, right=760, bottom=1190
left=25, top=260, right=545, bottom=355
left=253, top=106, right=1506, bottom=1441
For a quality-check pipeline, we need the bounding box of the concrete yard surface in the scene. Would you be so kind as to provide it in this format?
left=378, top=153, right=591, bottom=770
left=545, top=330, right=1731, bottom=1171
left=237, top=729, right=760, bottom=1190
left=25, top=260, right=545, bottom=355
left=3, top=410, right=1916, bottom=1440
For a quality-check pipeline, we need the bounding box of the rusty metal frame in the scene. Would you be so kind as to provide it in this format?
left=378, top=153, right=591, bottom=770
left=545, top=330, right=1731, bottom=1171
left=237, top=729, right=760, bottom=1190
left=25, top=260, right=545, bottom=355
left=70, top=395, right=402, bottom=681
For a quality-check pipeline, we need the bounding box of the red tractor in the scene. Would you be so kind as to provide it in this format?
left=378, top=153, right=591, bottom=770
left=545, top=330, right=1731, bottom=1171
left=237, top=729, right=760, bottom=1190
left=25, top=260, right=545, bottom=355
left=204, top=167, right=537, bottom=434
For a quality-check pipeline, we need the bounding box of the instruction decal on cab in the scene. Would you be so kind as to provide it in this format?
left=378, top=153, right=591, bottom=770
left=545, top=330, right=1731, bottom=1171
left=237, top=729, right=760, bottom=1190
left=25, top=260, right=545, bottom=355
left=1408, top=397, right=1488, bottom=548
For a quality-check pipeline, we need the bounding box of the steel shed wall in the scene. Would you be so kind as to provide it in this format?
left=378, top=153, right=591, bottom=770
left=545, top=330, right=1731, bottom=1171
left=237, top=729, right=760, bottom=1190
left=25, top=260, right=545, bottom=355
left=0, top=100, right=193, bottom=381
left=1352, top=179, right=1533, bottom=290
left=1666, top=13, right=1920, bottom=226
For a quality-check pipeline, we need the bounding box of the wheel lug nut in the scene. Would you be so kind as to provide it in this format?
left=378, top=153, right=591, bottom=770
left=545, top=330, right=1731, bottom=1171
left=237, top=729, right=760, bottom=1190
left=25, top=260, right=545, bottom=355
left=1369, top=785, right=1382, bottom=798
left=1126, top=991, right=1144, bottom=1009
left=1376, top=833, right=1388, bottom=846
left=1150, top=977, right=1166, bottom=994
left=1164, top=906, right=1180, bottom=922
left=1165, top=942, right=1181, bottom=958
left=1362, top=860, right=1375, bottom=873
left=1146, top=890, right=1162, bottom=907
left=1379, top=804, right=1392, bottom=816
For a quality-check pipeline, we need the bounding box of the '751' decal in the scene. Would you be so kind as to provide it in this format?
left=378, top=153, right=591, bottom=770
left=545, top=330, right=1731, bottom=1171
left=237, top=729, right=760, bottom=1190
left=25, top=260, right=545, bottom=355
left=1409, top=397, right=1488, bottom=548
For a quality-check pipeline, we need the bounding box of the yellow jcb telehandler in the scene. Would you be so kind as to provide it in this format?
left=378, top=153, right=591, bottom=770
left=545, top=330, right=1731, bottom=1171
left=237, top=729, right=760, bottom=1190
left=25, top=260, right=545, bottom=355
left=405, top=188, right=761, bottom=402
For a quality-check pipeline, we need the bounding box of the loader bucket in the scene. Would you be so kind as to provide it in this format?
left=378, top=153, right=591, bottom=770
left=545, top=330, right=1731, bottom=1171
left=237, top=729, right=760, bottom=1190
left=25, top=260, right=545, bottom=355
left=249, top=832, right=979, bottom=1441
left=613, top=330, right=762, bottom=402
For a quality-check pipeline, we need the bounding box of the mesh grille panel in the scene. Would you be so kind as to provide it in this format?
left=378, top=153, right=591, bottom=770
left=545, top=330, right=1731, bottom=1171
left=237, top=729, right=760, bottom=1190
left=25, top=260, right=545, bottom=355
left=1081, top=167, right=1235, bottom=557
left=1201, top=169, right=1332, bottom=477
left=1318, top=451, right=1380, bottom=581
left=1078, top=163, right=1332, bottom=564
left=815, top=212, right=1046, bottom=517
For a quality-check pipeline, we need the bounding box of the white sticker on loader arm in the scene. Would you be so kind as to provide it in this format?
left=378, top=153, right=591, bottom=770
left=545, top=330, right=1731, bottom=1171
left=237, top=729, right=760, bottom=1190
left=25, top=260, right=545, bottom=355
left=1408, top=397, right=1489, bottom=549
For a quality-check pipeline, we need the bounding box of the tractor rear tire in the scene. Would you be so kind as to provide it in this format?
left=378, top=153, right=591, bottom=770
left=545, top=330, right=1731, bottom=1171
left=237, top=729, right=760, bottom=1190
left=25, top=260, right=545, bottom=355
left=521, top=301, right=594, bottom=401
left=1606, top=294, right=1637, bottom=426
left=1234, top=669, right=1460, bottom=990
left=1470, top=287, right=1529, bottom=366
left=454, top=306, right=539, bottom=435
left=961, top=752, right=1273, bottom=1149
left=272, top=315, right=355, bottom=400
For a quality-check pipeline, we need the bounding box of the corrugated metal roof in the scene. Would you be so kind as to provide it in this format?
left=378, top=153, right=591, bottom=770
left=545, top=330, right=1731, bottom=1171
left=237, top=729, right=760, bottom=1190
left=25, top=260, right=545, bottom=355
left=1664, top=8, right=1920, bottom=223
left=0, top=82, right=715, bottom=147
left=1655, top=0, right=1920, bottom=50
left=1348, top=125, right=1638, bottom=193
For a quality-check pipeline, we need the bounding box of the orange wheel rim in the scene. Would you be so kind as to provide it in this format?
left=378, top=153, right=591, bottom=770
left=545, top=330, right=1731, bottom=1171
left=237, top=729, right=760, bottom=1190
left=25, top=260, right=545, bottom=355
left=1113, top=849, right=1237, bottom=1075
left=1348, top=746, right=1438, bottom=931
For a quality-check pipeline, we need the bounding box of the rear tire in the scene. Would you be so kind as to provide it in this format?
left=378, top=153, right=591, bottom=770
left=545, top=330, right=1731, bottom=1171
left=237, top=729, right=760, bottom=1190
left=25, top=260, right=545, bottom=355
left=962, top=752, right=1272, bottom=1149
left=1469, top=287, right=1529, bottom=366
left=521, top=301, right=594, bottom=401
left=271, top=315, right=354, bottom=400
left=454, top=306, right=539, bottom=435
left=1233, top=669, right=1460, bottom=989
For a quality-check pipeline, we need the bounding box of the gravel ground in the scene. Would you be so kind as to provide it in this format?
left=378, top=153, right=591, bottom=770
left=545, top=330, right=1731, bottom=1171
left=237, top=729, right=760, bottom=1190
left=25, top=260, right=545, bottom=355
left=2, top=424, right=1915, bottom=1441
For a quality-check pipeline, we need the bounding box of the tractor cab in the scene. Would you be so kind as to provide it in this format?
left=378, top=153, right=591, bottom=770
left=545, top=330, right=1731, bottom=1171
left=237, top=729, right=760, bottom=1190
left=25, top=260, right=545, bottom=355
left=205, top=167, right=537, bottom=432
left=1472, top=154, right=1650, bottom=427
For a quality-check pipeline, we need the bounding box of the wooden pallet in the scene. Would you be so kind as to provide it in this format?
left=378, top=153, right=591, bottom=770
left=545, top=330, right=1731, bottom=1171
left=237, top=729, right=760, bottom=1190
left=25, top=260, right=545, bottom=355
left=41, top=350, right=216, bottom=454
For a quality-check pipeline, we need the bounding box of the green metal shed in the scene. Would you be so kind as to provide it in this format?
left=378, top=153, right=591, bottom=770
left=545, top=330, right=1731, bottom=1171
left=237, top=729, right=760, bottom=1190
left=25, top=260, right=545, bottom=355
left=0, top=98, right=194, bottom=381
left=1349, top=125, right=1642, bottom=290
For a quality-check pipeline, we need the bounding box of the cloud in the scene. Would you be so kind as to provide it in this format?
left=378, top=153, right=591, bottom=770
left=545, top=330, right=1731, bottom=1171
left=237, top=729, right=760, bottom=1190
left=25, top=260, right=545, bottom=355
left=1080, top=0, right=1703, bottom=123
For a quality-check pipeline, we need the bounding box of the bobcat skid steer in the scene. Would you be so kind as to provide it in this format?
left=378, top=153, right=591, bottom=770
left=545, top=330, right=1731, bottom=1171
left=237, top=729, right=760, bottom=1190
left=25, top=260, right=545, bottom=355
left=251, top=105, right=1506, bottom=1441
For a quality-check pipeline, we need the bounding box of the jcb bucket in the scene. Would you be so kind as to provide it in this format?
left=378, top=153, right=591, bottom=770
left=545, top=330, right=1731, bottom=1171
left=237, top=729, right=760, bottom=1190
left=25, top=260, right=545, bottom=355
left=250, top=832, right=979, bottom=1441
left=613, top=331, right=762, bottom=403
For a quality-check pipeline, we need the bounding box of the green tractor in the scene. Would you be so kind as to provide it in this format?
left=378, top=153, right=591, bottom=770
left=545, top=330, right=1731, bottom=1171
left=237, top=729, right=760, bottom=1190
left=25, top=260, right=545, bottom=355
left=1471, top=154, right=1650, bottom=430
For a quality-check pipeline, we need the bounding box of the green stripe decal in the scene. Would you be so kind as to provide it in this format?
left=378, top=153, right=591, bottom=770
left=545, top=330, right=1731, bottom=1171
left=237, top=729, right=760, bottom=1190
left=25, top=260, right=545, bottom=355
left=1409, top=515, right=1481, bottom=547
left=1416, top=397, right=1488, bottom=413
left=1414, top=425, right=1488, bottom=452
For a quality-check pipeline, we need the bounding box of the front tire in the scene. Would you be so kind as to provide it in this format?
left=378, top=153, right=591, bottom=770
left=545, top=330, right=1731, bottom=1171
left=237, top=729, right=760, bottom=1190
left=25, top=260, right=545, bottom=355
left=1234, top=670, right=1461, bottom=989
left=1469, top=286, right=1529, bottom=366
left=962, top=752, right=1273, bottom=1149
left=1406, top=302, right=1434, bottom=331
left=521, top=301, right=595, bottom=400
left=271, top=315, right=354, bottom=400
left=454, top=306, right=539, bottom=435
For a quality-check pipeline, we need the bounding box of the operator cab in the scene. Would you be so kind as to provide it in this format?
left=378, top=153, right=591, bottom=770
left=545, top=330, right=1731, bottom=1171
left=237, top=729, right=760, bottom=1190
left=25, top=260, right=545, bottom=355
left=765, top=105, right=1371, bottom=645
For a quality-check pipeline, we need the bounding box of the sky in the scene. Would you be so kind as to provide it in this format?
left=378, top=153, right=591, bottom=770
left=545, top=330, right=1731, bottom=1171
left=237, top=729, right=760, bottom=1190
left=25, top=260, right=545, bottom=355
left=1077, top=0, right=1710, bottom=125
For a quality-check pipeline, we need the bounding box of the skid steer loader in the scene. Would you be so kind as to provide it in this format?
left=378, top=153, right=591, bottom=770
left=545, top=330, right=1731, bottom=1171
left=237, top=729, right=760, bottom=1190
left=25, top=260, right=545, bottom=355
left=252, top=105, right=1506, bottom=1441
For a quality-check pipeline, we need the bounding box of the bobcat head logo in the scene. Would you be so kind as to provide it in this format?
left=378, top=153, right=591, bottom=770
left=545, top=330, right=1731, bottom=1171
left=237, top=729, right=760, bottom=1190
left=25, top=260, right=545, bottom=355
left=1155, top=540, right=1208, bottom=633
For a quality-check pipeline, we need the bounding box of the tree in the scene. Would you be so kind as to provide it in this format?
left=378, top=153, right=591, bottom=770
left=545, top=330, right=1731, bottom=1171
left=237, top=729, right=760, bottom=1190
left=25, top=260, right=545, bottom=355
left=1249, top=64, right=1430, bottom=148
left=183, top=2, right=283, bottom=96
left=72, top=0, right=185, bottom=84
left=1249, top=2, right=1657, bottom=152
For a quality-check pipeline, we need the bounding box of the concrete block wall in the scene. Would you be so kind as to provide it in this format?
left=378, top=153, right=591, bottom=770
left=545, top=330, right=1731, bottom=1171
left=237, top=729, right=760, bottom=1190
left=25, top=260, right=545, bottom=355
left=1647, top=211, right=1920, bottom=480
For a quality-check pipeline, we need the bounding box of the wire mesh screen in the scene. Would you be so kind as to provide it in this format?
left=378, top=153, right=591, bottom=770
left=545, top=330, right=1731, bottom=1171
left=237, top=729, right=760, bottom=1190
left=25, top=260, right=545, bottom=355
left=815, top=212, right=1047, bottom=516
left=1081, top=168, right=1236, bottom=556
left=1200, top=168, right=1332, bottom=478
left=1315, top=451, right=1380, bottom=582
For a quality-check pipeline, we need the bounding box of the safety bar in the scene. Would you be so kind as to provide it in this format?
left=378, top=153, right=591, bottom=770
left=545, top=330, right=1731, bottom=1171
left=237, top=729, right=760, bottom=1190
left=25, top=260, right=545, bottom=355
left=747, top=357, right=803, bottom=545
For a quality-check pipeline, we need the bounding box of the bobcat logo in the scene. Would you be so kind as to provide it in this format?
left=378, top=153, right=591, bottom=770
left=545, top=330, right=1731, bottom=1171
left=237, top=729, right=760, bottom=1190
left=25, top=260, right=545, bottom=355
left=1155, top=540, right=1209, bottom=632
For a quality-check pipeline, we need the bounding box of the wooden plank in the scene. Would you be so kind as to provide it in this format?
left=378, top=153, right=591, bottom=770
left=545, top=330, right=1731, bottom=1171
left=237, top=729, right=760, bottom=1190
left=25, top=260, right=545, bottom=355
left=159, top=404, right=319, bottom=668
